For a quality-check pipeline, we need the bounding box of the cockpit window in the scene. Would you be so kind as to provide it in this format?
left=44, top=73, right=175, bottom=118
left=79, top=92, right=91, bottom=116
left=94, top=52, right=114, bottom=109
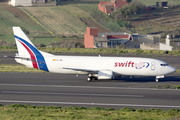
left=160, top=64, right=169, bottom=66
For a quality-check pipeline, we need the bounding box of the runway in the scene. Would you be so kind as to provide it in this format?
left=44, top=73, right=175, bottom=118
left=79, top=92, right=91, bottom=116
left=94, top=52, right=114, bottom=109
left=0, top=52, right=180, bottom=109
left=0, top=72, right=180, bottom=110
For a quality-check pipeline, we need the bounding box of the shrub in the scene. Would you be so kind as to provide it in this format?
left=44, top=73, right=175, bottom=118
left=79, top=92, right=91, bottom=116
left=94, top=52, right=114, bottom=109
left=120, top=107, right=135, bottom=112
left=8, top=104, right=25, bottom=108
left=136, top=109, right=146, bottom=112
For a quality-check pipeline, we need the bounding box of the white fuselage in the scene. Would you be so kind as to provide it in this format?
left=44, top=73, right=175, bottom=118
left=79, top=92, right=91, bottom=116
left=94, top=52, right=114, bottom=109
left=42, top=55, right=175, bottom=76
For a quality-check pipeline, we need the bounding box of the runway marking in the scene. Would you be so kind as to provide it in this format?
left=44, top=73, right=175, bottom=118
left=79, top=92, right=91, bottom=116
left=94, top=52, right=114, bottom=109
left=0, top=83, right=180, bottom=91
left=1, top=91, right=143, bottom=98
left=0, top=100, right=180, bottom=108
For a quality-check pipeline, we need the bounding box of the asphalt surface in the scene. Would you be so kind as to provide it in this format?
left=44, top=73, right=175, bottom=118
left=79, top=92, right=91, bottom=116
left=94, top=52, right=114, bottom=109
left=0, top=51, right=180, bottom=110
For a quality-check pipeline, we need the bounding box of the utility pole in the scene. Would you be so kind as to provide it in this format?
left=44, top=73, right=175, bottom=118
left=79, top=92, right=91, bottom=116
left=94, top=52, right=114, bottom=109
left=36, top=33, right=38, bottom=44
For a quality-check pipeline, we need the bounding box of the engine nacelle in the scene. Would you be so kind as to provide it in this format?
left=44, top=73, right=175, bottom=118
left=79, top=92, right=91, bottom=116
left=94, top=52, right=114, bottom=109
left=98, top=70, right=113, bottom=80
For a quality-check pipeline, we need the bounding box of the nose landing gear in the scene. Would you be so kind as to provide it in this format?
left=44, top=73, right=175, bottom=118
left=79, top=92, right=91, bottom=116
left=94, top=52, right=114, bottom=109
left=155, top=78, right=159, bottom=82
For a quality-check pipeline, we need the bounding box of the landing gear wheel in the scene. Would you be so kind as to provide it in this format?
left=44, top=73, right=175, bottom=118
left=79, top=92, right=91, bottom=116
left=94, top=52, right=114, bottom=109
left=87, top=77, right=92, bottom=82
left=155, top=78, right=159, bottom=82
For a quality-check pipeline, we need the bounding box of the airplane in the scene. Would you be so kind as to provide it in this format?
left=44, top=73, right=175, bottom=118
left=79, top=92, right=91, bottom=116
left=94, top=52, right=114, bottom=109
left=7, top=27, right=176, bottom=82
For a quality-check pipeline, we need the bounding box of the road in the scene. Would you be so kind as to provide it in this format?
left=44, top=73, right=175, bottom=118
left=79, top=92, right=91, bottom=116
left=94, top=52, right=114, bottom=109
left=0, top=52, right=180, bottom=110
left=0, top=72, right=180, bottom=110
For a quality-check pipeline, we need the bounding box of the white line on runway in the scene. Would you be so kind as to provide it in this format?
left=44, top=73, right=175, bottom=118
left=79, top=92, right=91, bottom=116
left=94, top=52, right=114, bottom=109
left=1, top=91, right=143, bottom=98
left=0, top=100, right=180, bottom=108
left=0, top=83, right=179, bottom=91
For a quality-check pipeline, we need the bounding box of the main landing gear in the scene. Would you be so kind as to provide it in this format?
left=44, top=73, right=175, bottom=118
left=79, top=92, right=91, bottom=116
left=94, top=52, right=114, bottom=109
left=87, top=74, right=97, bottom=82
left=87, top=77, right=92, bottom=82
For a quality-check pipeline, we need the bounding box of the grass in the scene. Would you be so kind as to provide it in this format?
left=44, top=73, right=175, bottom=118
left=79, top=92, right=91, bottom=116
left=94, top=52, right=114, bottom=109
left=19, top=6, right=87, bottom=37
left=0, top=105, right=179, bottom=120
left=132, top=8, right=180, bottom=35
left=78, top=4, right=127, bottom=32
left=1, top=46, right=180, bottom=56
left=131, top=0, right=180, bottom=6
left=0, top=64, right=45, bottom=73
left=0, top=6, right=50, bottom=43
left=151, top=85, right=180, bottom=89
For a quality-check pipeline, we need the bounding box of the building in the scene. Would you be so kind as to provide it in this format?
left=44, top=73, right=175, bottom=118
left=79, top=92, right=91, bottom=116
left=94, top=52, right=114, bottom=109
left=98, top=0, right=127, bottom=15
left=132, top=34, right=172, bottom=51
left=132, top=34, right=160, bottom=44
left=144, top=6, right=157, bottom=11
left=9, top=0, right=56, bottom=6
left=159, top=35, right=172, bottom=51
left=11, top=0, right=32, bottom=6
left=170, top=39, right=180, bottom=50
left=32, top=0, right=56, bottom=4
left=84, top=27, right=132, bottom=48
left=132, top=34, right=161, bottom=50
left=156, top=1, right=168, bottom=7
left=84, top=28, right=173, bottom=51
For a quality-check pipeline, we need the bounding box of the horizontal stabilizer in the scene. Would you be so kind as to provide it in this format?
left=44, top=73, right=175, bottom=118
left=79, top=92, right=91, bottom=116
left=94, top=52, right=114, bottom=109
left=4, top=55, right=44, bottom=64
left=4, top=55, right=31, bottom=60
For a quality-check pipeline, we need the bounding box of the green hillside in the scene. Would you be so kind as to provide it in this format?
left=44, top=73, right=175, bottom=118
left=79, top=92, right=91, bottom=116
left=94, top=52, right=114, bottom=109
left=0, top=2, right=125, bottom=45
left=0, top=6, right=55, bottom=45
left=132, top=0, right=180, bottom=6
left=19, top=3, right=126, bottom=35
left=0, top=0, right=180, bottom=46
left=19, top=6, right=88, bottom=36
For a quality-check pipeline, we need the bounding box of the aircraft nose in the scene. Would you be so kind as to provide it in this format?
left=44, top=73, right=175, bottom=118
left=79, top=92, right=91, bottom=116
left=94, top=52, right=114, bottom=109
left=169, top=66, right=176, bottom=74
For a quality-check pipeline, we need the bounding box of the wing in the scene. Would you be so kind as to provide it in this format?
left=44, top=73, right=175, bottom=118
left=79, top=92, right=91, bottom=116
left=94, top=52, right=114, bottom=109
left=63, top=67, right=98, bottom=74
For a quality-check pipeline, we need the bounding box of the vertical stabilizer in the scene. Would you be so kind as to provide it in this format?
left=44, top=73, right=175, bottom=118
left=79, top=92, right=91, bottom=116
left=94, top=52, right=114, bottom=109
left=12, top=27, right=49, bottom=72
left=13, top=27, right=35, bottom=57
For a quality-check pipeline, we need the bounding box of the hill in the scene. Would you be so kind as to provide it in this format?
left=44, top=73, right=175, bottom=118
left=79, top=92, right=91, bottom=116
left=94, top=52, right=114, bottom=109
left=0, top=2, right=125, bottom=45
left=0, top=6, right=52, bottom=45
left=0, top=0, right=180, bottom=46
left=129, top=7, right=180, bottom=38
left=131, top=0, right=180, bottom=6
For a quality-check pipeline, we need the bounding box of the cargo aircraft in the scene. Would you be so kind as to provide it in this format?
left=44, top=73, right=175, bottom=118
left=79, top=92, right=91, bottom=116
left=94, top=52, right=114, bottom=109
left=7, top=27, right=176, bottom=82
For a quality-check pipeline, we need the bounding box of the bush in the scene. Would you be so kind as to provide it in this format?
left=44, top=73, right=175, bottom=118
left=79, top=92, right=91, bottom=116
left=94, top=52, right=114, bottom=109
left=8, top=104, right=25, bottom=108
left=75, top=42, right=84, bottom=48
left=21, top=27, right=29, bottom=35
left=136, top=109, right=146, bottom=112
left=90, top=107, right=105, bottom=110
left=113, top=1, right=144, bottom=19
left=120, top=107, right=135, bottom=112
left=135, top=49, right=143, bottom=54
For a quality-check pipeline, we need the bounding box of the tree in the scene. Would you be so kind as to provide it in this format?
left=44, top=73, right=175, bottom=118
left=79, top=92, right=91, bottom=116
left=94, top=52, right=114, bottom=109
left=21, top=27, right=29, bottom=35
left=112, top=1, right=144, bottom=19
left=126, top=0, right=132, bottom=3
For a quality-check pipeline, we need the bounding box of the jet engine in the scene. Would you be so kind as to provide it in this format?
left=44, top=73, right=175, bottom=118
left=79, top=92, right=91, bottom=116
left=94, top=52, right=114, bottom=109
left=98, top=70, right=113, bottom=79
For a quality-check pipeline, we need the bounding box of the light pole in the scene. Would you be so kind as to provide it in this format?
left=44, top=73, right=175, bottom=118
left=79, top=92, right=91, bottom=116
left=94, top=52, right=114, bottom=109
left=36, top=33, right=38, bottom=44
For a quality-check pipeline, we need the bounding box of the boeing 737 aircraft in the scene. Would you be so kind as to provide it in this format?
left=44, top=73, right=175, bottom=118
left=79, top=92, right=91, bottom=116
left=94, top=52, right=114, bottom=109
left=8, top=27, right=176, bottom=82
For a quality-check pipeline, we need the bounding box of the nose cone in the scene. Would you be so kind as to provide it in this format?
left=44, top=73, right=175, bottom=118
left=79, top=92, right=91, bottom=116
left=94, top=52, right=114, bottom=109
left=168, top=66, right=176, bottom=74
left=161, top=66, right=176, bottom=75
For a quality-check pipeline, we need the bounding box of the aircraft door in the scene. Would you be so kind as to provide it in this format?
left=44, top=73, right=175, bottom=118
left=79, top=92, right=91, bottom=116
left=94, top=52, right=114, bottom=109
left=151, top=61, right=155, bottom=70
